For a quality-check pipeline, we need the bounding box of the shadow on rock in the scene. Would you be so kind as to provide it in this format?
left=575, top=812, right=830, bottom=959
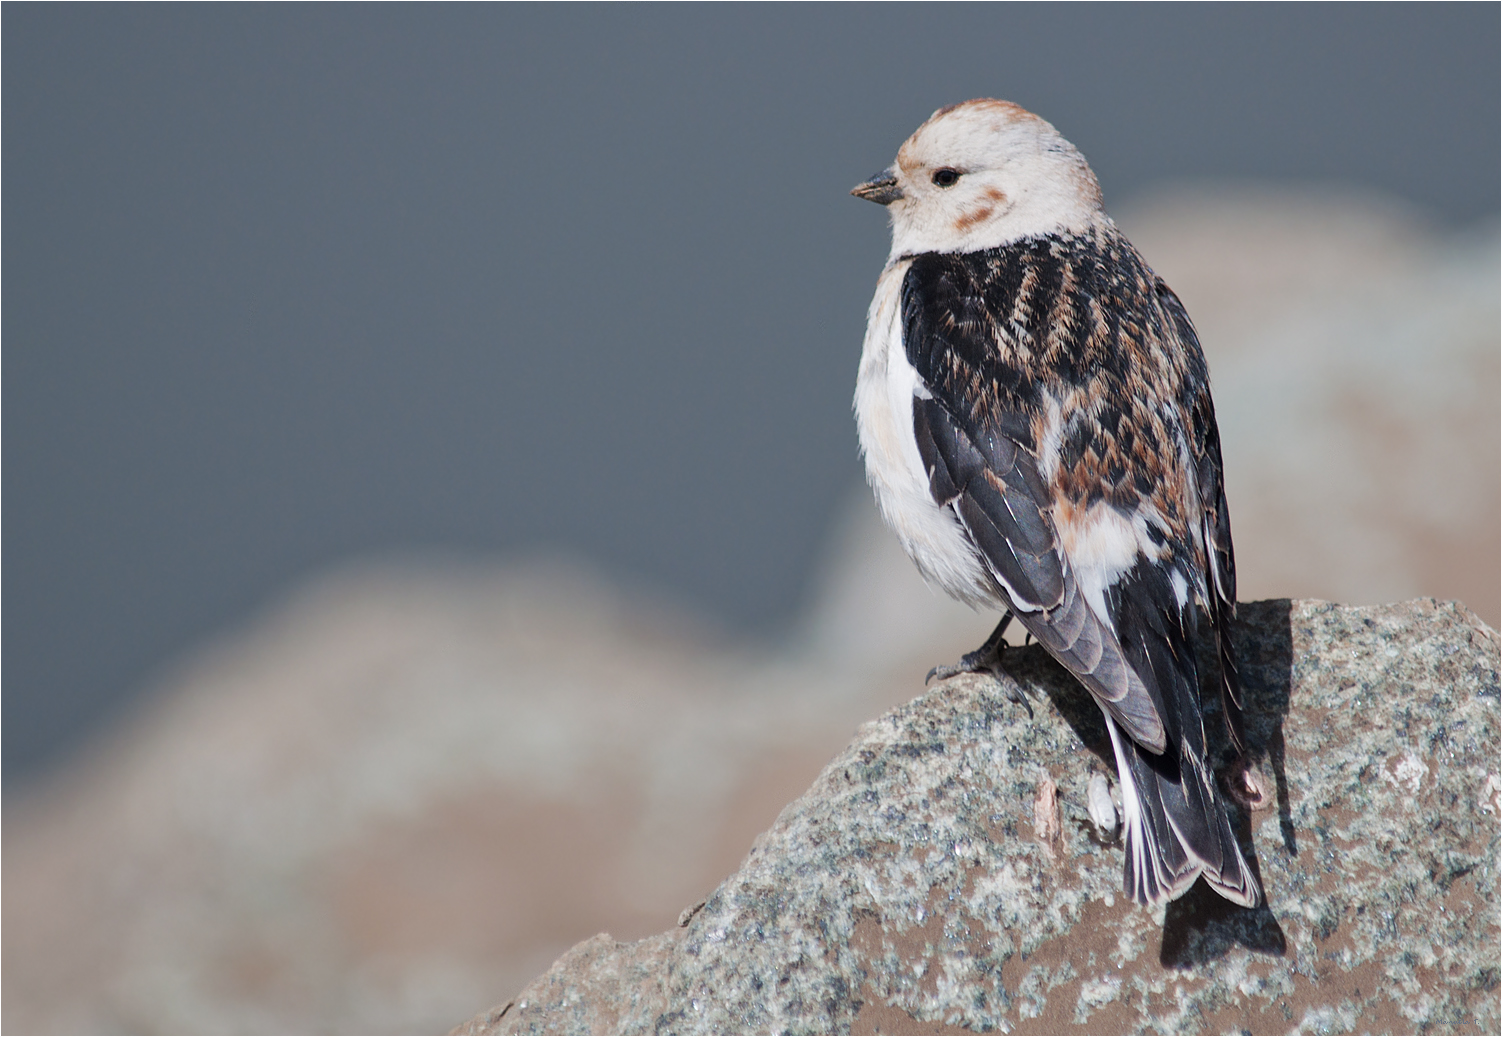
left=998, top=643, right=1112, bottom=764
left=1007, top=597, right=1298, bottom=968
left=1231, top=598, right=1298, bottom=858
left=1161, top=879, right=1287, bottom=967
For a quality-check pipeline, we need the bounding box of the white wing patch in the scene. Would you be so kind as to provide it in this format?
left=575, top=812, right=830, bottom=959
left=1169, top=569, right=1190, bottom=610
left=1035, top=393, right=1183, bottom=632
left=1053, top=498, right=1168, bottom=636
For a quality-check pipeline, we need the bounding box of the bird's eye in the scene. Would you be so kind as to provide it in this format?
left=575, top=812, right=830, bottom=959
left=931, top=168, right=961, bottom=188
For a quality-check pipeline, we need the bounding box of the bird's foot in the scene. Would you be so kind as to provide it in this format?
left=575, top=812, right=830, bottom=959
left=1226, top=755, right=1272, bottom=811
left=925, top=644, right=1003, bottom=685
left=924, top=613, right=1033, bottom=718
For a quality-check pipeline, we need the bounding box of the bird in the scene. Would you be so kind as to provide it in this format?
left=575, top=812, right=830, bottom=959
left=851, top=99, right=1259, bottom=908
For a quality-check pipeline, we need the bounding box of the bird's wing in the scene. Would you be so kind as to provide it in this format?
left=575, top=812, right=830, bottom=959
left=1156, top=279, right=1246, bottom=752
left=900, top=247, right=1166, bottom=752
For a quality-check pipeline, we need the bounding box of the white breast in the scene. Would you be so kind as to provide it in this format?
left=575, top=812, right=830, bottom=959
left=854, top=260, right=998, bottom=609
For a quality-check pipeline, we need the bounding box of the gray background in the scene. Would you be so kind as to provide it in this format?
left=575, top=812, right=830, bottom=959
left=5, top=4, right=1498, bottom=782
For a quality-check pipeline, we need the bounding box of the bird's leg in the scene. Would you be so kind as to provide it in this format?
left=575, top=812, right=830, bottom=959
left=926, top=612, right=1011, bottom=683
left=925, top=612, right=1033, bottom=717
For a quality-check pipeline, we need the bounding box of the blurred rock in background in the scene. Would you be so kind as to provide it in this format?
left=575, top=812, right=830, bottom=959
left=4, top=189, right=1497, bottom=1034
left=5, top=558, right=894, bottom=1034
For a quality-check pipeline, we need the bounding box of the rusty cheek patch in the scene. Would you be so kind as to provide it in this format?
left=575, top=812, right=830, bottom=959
left=954, top=206, right=995, bottom=232
left=952, top=187, right=1010, bottom=233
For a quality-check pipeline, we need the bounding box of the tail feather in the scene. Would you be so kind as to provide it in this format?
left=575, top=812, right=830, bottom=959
left=1106, top=714, right=1260, bottom=908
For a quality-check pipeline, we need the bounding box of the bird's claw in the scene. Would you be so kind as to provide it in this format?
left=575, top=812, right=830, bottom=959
left=925, top=613, right=1015, bottom=685
left=925, top=613, right=1032, bottom=720
left=925, top=645, right=1002, bottom=685
left=1226, top=755, right=1271, bottom=810
left=925, top=645, right=1034, bottom=720
left=1006, top=681, right=1034, bottom=720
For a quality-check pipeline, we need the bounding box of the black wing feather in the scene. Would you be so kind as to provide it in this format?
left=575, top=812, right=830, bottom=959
left=1156, top=279, right=1247, bottom=752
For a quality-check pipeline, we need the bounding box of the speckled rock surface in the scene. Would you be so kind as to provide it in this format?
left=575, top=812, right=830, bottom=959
left=459, top=599, right=1500, bottom=1036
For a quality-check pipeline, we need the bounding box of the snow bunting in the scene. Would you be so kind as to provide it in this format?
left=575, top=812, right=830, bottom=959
left=852, top=99, right=1259, bottom=908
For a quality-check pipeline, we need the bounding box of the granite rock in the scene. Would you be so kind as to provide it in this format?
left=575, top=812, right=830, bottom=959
left=461, top=599, right=1501, bottom=1035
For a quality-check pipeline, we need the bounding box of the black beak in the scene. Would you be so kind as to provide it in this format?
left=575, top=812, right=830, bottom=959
left=851, top=167, right=903, bottom=206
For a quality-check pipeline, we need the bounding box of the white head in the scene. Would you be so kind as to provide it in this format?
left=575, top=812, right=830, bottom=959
left=853, top=99, right=1105, bottom=259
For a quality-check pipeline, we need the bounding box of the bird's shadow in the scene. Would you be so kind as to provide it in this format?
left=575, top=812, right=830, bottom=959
left=998, top=598, right=1295, bottom=966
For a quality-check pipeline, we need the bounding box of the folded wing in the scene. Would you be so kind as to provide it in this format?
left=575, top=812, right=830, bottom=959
left=912, top=394, right=1166, bottom=752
